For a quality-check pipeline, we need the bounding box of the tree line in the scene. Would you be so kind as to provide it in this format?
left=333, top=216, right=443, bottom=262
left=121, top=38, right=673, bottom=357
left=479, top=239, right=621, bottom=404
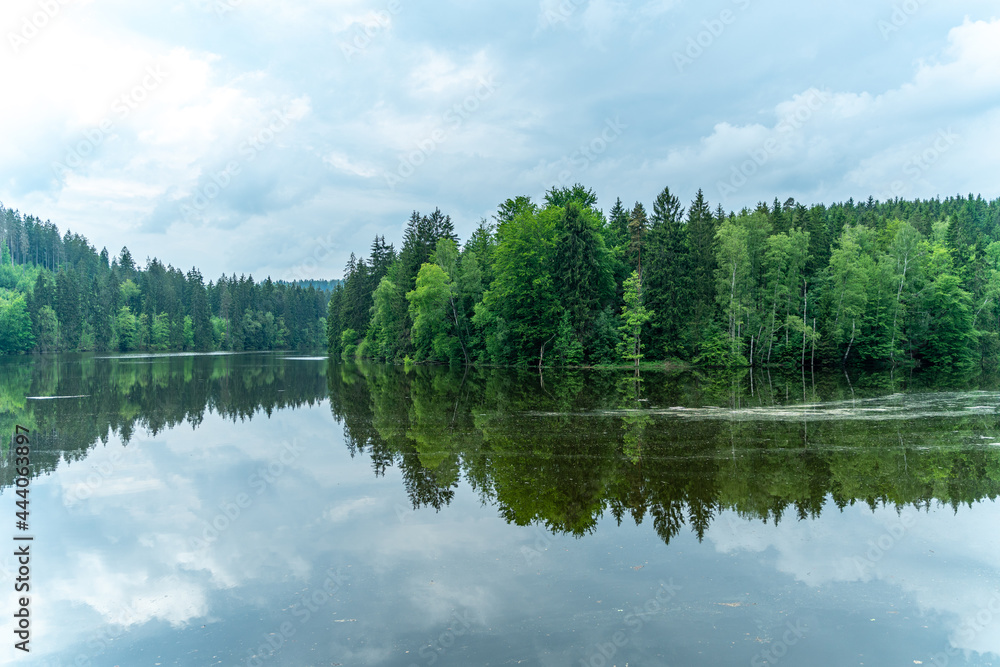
left=0, top=205, right=328, bottom=354
left=328, top=185, right=1000, bottom=369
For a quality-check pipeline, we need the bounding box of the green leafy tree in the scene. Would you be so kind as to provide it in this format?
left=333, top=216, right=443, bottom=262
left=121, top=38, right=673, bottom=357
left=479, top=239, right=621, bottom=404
left=824, top=225, right=875, bottom=364
left=0, top=293, right=34, bottom=353
left=761, top=228, right=809, bottom=364
left=407, top=263, right=455, bottom=363
left=475, top=206, right=560, bottom=366
left=115, top=305, right=137, bottom=352
left=920, top=273, right=975, bottom=367
left=369, top=270, right=409, bottom=361
left=544, top=184, right=599, bottom=211
left=151, top=312, right=171, bottom=350
left=617, top=270, right=652, bottom=368
left=714, top=216, right=751, bottom=365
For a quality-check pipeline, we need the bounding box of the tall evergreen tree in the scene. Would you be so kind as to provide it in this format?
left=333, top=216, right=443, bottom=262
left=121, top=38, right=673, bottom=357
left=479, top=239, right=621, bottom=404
left=686, top=189, right=718, bottom=329
left=552, top=202, right=614, bottom=342
left=644, top=186, right=690, bottom=358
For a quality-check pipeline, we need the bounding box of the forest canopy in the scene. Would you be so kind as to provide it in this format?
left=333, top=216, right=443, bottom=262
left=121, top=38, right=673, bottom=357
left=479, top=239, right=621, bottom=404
left=327, top=187, right=1000, bottom=370
left=0, top=206, right=328, bottom=354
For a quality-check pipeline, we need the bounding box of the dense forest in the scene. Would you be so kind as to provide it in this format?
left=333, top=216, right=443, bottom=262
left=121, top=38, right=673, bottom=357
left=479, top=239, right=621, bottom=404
left=0, top=205, right=328, bottom=354
left=328, top=186, right=1000, bottom=369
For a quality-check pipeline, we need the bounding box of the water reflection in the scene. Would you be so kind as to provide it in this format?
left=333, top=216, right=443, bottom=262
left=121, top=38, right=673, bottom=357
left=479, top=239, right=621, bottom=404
left=0, top=352, right=329, bottom=486
left=1, top=355, right=999, bottom=665
left=328, top=363, right=1000, bottom=546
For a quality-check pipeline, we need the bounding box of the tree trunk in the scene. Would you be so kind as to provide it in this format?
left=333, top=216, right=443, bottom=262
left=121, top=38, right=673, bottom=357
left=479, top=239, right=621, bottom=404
left=802, top=280, right=808, bottom=369
left=539, top=334, right=556, bottom=370
left=449, top=296, right=470, bottom=365
left=812, top=317, right=816, bottom=368
left=889, top=255, right=909, bottom=364
left=843, top=319, right=856, bottom=365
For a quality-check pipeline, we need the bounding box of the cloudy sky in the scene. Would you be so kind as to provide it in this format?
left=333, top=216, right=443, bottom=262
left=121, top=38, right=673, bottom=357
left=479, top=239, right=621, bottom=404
left=1, top=0, right=998, bottom=280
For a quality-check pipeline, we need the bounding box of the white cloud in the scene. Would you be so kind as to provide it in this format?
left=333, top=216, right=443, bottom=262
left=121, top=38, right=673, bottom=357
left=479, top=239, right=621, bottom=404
left=709, top=502, right=1000, bottom=657
left=2, top=2, right=999, bottom=279
left=642, top=17, right=1000, bottom=208
left=407, top=48, right=494, bottom=97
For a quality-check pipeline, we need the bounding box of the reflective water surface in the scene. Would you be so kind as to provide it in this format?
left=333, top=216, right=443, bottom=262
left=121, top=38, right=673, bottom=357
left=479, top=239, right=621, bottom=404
left=1, top=353, right=999, bottom=666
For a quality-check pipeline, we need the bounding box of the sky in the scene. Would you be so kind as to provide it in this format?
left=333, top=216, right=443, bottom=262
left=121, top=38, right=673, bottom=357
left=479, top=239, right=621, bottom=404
left=1, top=0, right=999, bottom=280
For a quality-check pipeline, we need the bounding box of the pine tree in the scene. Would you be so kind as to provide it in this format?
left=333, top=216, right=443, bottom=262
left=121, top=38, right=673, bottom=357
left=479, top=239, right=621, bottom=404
left=686, top=189, right=718, bottom=329
left=628, top=202, right=649, bottom=277
left=552, top=202, right=614, bottom=340
left=644, top=186, right=690, bottom=358
left=607, top=197, right=630, bottom=249
left=55, top=267, right=83, bottom=350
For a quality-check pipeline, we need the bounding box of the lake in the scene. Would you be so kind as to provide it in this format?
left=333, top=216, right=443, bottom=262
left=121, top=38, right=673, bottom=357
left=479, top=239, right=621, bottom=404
left=1, top=352, right=999, bottom=666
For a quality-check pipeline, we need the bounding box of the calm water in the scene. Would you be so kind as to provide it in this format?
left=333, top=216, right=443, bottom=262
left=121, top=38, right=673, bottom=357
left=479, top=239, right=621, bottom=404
left=1, top=353, right=999, bottom=666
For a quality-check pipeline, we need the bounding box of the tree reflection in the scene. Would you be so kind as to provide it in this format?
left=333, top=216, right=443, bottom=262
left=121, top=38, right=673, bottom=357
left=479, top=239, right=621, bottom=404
left=0, top=353, right=329, bottom=486
left=328, top=362, right=1000, bottom=547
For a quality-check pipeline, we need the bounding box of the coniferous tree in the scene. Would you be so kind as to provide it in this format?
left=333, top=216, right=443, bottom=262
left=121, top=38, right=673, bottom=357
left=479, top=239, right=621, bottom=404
left=686, top=189, right=718, bottom=331
left=552, top=202, right=614, bottom=344
left=644, top=186, right=690, bottom=358
left=55, top=267, right=82, bottom=350
left=628, top=202, right=649, bottom=278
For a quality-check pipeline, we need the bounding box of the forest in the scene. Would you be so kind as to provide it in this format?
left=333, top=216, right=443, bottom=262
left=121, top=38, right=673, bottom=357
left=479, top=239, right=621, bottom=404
left=328, top=185, right=1000, bottom=369
left=0, top=205, right=328, bottom=354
